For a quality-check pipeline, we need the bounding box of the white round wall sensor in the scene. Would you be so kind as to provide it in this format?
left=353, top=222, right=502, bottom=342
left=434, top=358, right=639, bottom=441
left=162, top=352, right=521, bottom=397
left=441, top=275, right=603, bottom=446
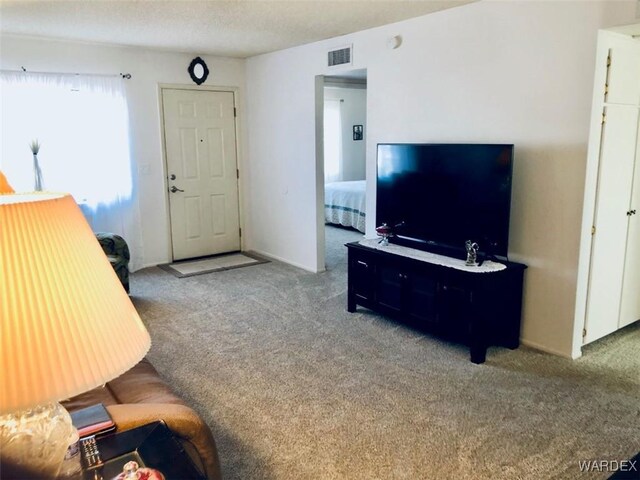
left=387, top=35, right=403, bottom=49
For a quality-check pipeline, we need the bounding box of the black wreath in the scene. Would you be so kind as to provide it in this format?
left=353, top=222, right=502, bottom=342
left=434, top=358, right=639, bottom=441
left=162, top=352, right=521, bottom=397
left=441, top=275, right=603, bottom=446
left=188, top=57, right=209, bottom=85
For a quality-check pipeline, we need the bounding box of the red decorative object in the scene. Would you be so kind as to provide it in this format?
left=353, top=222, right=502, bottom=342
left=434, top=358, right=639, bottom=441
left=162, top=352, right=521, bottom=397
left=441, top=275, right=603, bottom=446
left=376, top=223, right=393, bottom=245
left=112, top=461, right=165, bottom=480
left=375, top=224, right=391, bottom=235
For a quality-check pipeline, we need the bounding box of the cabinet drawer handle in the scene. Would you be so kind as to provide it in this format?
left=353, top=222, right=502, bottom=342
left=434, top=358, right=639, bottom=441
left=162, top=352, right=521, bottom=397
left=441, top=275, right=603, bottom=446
left=357, top=260, right=369, bottom=268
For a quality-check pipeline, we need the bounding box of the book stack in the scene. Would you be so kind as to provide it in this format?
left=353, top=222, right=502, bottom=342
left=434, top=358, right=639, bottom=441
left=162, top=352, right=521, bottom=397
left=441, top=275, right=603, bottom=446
left=70, top=403, right=116, bottom=438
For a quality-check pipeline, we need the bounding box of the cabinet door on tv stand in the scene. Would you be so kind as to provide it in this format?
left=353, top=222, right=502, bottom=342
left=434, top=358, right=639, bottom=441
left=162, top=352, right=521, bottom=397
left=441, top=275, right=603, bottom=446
left=349, top=250, right=376, bottom=305
left=376, top=261, right=404, bottom=313
left=375, top=258, right=439, bottom=326
left=438, top=282, right=473, bottom=340
left=484, top=269, right=523, bottom=349
left=404, top=271, right=439, bottom=327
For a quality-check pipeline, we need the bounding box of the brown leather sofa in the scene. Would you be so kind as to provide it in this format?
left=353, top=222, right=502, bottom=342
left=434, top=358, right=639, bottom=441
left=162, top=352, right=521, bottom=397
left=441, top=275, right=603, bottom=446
left=62, top=358, right=221, bottom=480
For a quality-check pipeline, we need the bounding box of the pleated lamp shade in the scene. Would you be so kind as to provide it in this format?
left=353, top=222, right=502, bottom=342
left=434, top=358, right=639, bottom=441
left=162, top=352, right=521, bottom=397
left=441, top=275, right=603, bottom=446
left=0, top=171, right=14, bottom=194
left=0, top=193, right=151, bottom=414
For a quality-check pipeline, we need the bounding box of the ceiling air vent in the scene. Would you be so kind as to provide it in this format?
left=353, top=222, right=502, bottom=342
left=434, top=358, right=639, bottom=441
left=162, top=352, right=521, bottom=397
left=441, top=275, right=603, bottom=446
left=328, top=46, right=352, bottom=67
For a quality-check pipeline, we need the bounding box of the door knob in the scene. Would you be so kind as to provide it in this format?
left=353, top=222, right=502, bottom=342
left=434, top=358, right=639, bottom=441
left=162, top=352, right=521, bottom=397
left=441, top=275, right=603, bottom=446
left=169, top=174, right=176, bottom=180
left=170, top=186, right=184, bottom=193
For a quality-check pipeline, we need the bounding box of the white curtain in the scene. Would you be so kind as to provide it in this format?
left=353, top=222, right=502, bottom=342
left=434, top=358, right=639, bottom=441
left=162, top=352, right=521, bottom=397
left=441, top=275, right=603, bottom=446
left=0, top=71, right=143, bottom=270
left=324, top=99, right=343, bottom=183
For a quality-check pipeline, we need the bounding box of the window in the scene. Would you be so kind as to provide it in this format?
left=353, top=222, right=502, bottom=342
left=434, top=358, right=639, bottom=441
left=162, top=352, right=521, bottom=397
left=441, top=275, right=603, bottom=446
left=1, top=71, right=143, bottom=269
left=0, top=72, right=132, bottom=208
left=324, top=99, right=343, bottom=183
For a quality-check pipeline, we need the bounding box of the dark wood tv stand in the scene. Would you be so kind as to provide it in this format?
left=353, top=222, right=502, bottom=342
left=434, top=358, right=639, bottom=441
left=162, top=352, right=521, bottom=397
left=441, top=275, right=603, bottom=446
left=346, top=241, right=527, bottom=364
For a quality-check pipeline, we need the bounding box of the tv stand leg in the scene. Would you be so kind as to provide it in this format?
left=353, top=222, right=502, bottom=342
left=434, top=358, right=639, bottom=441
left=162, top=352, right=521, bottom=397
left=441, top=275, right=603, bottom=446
left=470, top=345, right=487, bottom=364
left=469, top=316, right=487, bottom=364
left=347, top=293, right=356, bottom=313
left=505, top=341, right=519, bottom=350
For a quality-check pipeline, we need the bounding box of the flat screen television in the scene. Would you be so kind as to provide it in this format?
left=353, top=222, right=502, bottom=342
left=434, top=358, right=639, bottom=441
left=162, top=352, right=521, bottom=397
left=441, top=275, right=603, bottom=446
left=377, top=143, right=514, bottom=258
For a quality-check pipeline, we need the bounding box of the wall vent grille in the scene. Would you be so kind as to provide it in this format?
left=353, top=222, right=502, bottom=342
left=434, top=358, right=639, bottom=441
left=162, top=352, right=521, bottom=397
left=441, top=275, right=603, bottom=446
left=328, top=46, right=352, bottom=67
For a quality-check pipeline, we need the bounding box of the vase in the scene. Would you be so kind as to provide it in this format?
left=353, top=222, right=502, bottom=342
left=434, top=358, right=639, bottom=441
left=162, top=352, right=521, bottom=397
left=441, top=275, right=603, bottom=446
left=33, top=153, right=44, bottom=191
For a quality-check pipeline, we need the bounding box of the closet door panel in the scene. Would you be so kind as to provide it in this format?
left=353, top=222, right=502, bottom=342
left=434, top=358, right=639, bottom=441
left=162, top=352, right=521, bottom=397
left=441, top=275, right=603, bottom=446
left=606, top=47, right=640, bottom=106
left=619, top=117, right=640, bottom=329
left=585, top=106, right=639, bottom=343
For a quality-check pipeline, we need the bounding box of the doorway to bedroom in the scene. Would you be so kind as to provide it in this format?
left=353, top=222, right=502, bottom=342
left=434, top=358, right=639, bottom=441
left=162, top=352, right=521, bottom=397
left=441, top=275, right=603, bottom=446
left=322, top=69, right=367, bottom=270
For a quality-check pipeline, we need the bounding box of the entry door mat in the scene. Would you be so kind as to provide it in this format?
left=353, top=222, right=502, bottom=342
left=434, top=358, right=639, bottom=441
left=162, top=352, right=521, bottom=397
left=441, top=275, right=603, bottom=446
left=159, top=252, right=268, bottom=278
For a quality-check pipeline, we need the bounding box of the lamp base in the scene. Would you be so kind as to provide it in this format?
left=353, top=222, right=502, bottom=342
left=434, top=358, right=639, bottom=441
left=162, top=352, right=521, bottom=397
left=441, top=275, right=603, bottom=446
left=0, top=402, right=76, bottom=478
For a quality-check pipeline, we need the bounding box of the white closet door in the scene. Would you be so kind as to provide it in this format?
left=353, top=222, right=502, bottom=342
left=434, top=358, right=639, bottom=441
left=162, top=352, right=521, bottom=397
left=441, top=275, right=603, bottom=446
left=584, top=106, right=639, bottom=344
left=619, top=116, right=640, bottom=329
left=606, top=48, right=640, bottom=105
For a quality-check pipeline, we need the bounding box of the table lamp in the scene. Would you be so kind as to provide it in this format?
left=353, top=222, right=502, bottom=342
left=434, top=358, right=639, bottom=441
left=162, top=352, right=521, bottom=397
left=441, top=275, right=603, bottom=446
left=0, top=192, right=151, bottom=477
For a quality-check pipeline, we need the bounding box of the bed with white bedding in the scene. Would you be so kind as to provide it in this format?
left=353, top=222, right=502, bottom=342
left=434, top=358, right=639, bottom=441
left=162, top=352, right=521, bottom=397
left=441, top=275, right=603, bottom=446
left=324, top=180, right=366, bottom=233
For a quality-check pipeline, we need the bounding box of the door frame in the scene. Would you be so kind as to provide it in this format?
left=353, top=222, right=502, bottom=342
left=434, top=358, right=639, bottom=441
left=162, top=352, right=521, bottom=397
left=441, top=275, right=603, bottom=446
left=314, top=70, right=369, bottom=272
left=158, top=83, right=245, bottom=262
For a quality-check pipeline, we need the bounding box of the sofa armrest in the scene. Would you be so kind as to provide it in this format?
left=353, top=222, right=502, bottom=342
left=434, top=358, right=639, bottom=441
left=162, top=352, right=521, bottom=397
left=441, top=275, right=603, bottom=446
left=95, top=232, right=130, bottom=261
left=106, top=404, right=221, bottom=480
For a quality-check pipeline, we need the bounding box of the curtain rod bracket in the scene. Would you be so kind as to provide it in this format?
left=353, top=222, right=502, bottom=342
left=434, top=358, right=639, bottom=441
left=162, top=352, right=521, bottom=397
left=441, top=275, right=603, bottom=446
left=3, top=67, right=131, bottom=79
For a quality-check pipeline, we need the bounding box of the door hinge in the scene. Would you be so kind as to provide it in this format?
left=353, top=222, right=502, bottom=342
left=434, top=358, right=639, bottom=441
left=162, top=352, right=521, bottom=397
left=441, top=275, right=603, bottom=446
left=601, top=111, right=606, bottom=125
left=236, top=169, right=239, bottom=179
left=239, top=227, right=242, bottom=237
left=591, top=225, right=596, bottom=235
left=233, top=107, right=237, bottom=117
left=603, top=53, right=611, bottom=101
left=582, top=328, right=587, bottom=338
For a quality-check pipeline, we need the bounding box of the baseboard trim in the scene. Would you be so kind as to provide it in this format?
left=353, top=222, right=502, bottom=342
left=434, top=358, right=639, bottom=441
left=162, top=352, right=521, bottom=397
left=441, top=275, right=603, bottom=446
left=521, top=338, right=575, bottom=359
left=140, top=250, right=322, bottom=274
left=137, top=259, right=170, bottom=272
left=248, top=249, right=319, bottom=273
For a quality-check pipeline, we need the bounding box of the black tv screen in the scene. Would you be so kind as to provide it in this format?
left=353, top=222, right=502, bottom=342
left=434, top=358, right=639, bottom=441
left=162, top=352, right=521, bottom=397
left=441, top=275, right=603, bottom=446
left=377, top=143, right=514, bottom=257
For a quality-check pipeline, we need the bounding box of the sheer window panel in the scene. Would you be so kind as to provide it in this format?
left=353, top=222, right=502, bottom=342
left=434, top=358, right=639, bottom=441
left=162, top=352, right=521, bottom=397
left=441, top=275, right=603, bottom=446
left=324, top=99, right=343, bottom=184
left=0, top=72, right=143, bottom=270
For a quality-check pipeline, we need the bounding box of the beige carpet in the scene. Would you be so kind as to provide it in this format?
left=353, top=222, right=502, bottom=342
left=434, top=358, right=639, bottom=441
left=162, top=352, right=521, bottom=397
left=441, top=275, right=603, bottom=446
left=131, top=225, right=639, bottom=480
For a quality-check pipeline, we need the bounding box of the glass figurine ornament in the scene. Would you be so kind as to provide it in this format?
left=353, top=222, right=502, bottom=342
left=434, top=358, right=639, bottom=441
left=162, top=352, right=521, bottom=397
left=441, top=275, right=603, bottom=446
left=465, top=240, right=479, bottom=266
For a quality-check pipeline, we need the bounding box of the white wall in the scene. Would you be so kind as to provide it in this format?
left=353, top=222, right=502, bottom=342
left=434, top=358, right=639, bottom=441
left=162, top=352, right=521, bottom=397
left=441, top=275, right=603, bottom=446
left=0, top=35, right=246, bottom=269
left=244, top=1, right=636, bottom=357
left=324, top=85, right=367, bottom=181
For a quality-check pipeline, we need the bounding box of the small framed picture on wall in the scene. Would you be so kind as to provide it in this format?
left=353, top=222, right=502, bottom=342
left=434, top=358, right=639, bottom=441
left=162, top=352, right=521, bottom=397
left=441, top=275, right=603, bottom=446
left=353, top=125, right=363, bottom=141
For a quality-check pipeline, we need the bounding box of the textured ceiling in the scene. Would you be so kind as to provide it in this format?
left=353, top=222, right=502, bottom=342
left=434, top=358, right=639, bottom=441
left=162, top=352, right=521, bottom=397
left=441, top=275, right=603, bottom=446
left=0, top=1, right=474, bottom=58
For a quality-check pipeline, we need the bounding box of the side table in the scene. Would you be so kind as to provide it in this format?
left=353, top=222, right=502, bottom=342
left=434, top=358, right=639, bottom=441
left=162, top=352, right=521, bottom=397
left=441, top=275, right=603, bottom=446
left=81, top=421, right=205, bottom=480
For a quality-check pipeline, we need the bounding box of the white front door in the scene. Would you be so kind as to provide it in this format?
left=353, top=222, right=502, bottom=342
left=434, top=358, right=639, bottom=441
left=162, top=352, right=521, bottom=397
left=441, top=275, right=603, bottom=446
left=162, top=89, right=240, bottom=261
